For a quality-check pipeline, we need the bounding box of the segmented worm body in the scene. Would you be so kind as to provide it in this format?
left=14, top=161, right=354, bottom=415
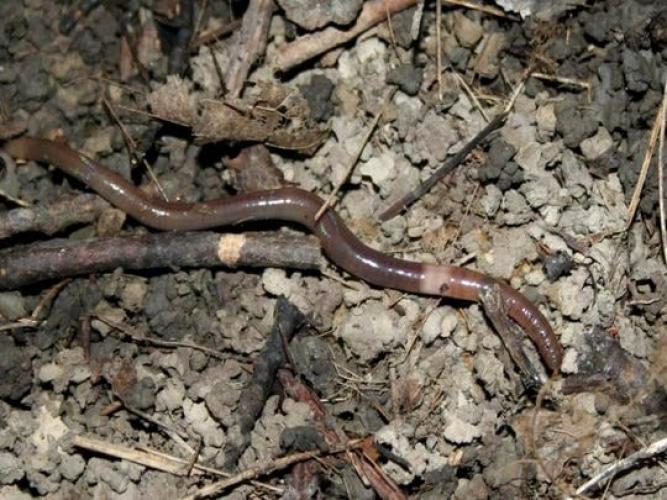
left=4, top=137, right=564, bottom=371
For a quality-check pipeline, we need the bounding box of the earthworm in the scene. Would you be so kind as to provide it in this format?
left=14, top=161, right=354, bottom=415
left=3, top=137, right=564, bottom=371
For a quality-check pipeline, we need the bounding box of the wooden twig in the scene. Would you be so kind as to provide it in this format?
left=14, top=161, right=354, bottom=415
left=0, top=231, right=322, bottom=290
left=658, top=79, right=667, bottom=264
left=71, top=434, right=282, bottom=493
left=224, top=0, right=274, bottom=98
left=0, top=193, right=111, bottom=240
left=72, top=434, right=195, bottom=476
left=314, top=87, right=396, bottom=220
left=97, top=316, right=234, bottom=361
left=626, top=99, right=665, bottom=229
left=275, top=0, right=417, bottom=73
left=223, top=298, right=305, bottom=468
left=442, top=0, right=515, bottom=19
left=453, top=70, right=490, bottom=122
left=436, top=0, right=443, bottom=101
left=182, top=441, right=364, bottom=500
left=379, top=110, right=508, bottom=221
left=530, top=72, right=592, bottom=101
left=479, top=285, right=544, bottom=386
left=574, top=437, right=667, bottom=496
left=0, top=150, right=29, bottom=207
left=191, top=19, right=242, bottom=48
left=0, top=279, right=71, bottom=332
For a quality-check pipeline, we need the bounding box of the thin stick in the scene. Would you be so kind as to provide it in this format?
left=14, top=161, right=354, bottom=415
left=575, top=436, right=667, bottom=496
left=97, top=316, right=234, bottom=361
left=453, top=70, right=490, bottom=122
left=73, top=434, right=193, bottom=475
left=182, top=440, right=364, bottom=499
left=436, top=0, right=442, bottom=101
left=442, top=0, right=515, bottom=19
left=0, top=279, right=71, bottom=332
left=658, top=79, right=667, bottom=264
left=379, top=109, right=508, bottom=221
left=314, top=87, right=396, bottom=220
left=383, top=1, right=401, bottom=62
left=0, top=151, right=30, bottom=207
left=275, top=0, right=417, bottom=73
left=626, top=102, right=665, bottom=229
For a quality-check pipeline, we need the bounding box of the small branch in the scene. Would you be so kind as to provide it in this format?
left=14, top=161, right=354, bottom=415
left=223, top=298, right=306, bottom=467
left=658, top=79, right=667, bottom=264
left=275, top=0, right=417, bottom=73
left=71, top=434, right=282, bottom=493
left=575, top=436, right=667, bottom=496
left=97, top=316, right=235, bottom=361
left=436, top=0, right=442, bottom=101
left=379, top=110, right=508, bottom=221
left=0, top=231, right=322, bottom=290
left=225, top=0, right=274, bottom=98
left=183, top=441, right=364, bottom=500
left=0, top=279, right=71, bottom=332
left=442, top=0, right=515, bottom=19
left=0, top=193, right=112, bottom=240
left=626, top=98, right=665, bottom=229
left=191, top=19, right=242, bottom=48
left=73, top=434, right=194, bottom=476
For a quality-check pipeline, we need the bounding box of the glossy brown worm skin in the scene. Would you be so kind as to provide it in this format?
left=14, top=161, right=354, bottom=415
left=3, top=137, right=564, bottom=371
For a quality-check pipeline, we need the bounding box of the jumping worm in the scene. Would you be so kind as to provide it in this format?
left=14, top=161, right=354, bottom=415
left=3, top=137, right=564, bottom=371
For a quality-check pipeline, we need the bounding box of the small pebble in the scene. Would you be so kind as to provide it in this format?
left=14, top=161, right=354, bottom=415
left=0, top=292, right=26, bottom=321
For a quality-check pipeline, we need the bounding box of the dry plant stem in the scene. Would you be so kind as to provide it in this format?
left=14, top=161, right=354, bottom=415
left=574, top=437, right=667, bottom=496
left=410, top=0, right=426, bottom=40
left=442, top=0, right=514, bottom=18
left=138, top=447, right=282, bottom=493
left=73, top=434, right=281, bottom=492
left=626, top=101, right=665, bottom=228
left=315, top=87, right=396, bottom=220
left=379, top=110, right=508, bottom=221
left=480, top=285, right=544, bottom=386
left=0, top=151, right=29, bottom=207
left=223, top=298, right=306, bottom=468
left=191, top=18, right=242, bottom=48
left=530, top=377, right=563, bottom=494
left=0, top=192, right=111, bottom=240
left=0, top=231, right=322, bottom=290
left=275, top=0, right=417, bottom=73
left=436, top=0, right=442, bottom=101
left=225, top=0, right=274, bottom=98
left=453, top=70, right=490, bottom=121
left=658, top=79, right=667, bottom=264
left=530, top=72, right=592, bottom=101
left=4, top=137, right=563, bottom=371
left=102, top=93, right=168, bottom=201
left=115, top=394, right=194, bottom=453
left=73, top=434, right=196, bottom=476
left=182, top=442, right=364, bottom=500
left=97, top=316, right=235, bottom=361
left=0, top=278, right=71, bottom=332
